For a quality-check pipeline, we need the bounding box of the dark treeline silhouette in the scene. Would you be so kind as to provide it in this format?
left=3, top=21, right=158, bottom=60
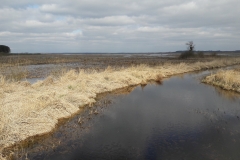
left=0, top=45, right=11, bottom=53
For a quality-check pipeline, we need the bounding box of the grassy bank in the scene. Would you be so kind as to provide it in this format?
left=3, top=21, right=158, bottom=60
left=1, top=58, right=240, bottom=159
left=202, top=68, right=240, bottom=93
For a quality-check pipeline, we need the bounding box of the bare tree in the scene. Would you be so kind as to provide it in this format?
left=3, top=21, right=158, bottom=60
left=186, top=41, right=195, bottom=52
left=179, top=41, right=195, bottom=59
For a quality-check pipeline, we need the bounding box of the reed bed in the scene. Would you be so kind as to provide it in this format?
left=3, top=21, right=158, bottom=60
left=202, top=68, right=240, bottom=92
left=1, top=58, right=240, bottom=159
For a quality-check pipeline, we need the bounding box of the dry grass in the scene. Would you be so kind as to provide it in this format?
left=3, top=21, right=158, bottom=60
left=1, top=57, right=240, bottom=159
left=202, top=68, right=240, bottom=92
left=0, top=56, right=29, bottom=82
left=0, top=54, right=78, bottom=67
left=1, top=67, right=28, bottom=82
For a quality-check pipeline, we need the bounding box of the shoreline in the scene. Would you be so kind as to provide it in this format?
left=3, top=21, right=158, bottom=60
left=1, top=57, right=240, bottom=159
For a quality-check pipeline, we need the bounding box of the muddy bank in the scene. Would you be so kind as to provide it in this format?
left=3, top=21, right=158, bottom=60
left=1, top=86, right=136, bottom=159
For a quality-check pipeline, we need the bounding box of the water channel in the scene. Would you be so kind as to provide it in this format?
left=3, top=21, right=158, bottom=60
left=15, top=69, right=240, bottom=160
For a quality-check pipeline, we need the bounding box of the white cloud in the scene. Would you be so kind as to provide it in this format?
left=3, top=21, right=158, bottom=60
left=0, top=0, right=239, bottom=52
left=163, top=1, right=197, bottom=13
left=80, top=16, right=136, bottom=26
left=40, top=4, right=57, bottom=11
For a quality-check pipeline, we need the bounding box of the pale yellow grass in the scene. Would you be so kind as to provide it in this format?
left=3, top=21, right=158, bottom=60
left=202, top=68, right=240, bottom=92
left=1, top=58, right=240, bottom=158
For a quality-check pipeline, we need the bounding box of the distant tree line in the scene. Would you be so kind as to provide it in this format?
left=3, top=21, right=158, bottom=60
left=0, top=45, right=11, bottom=53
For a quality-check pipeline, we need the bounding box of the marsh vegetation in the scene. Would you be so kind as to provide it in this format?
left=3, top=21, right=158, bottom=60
left=6, top=66, right=240, bottom=160
left=202, top=68, right=240, bottom=93
left=1, top=54, right=240, bottom=159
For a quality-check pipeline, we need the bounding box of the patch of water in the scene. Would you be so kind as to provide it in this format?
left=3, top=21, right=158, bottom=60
left=14, top=71, right=240, bottom=160
left=26, top=77, right=45, bottom=84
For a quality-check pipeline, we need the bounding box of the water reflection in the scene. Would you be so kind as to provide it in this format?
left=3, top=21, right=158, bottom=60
left=14, top=71, right=240, bottom=160
left=215, top=86, right=240, bottom=101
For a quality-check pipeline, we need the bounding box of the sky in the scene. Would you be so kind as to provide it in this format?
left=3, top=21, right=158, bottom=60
left=0, top=0, right=239, bottom=53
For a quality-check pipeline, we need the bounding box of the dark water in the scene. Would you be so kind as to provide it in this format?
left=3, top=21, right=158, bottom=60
left=15, top=71, right=240, bottom=160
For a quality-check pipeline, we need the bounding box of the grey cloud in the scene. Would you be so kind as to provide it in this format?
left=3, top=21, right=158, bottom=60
left=0, top=0, right=239, bottom=52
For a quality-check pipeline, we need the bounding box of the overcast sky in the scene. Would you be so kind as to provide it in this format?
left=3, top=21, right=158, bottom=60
left=0, top=0, right=239, bottom=53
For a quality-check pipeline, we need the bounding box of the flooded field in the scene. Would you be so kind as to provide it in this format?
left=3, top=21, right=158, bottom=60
left=0, top=53, right=218, bottom=82
left=13, top=70, right=240, bottom=160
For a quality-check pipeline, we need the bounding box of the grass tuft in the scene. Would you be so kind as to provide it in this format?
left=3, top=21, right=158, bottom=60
left=202, top=68, right=240, bottom=92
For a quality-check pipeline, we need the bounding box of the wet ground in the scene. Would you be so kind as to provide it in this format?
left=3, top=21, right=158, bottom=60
left=0, top=53, right=222, bottom=83
left=11, top=69, right=240, bottom=160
